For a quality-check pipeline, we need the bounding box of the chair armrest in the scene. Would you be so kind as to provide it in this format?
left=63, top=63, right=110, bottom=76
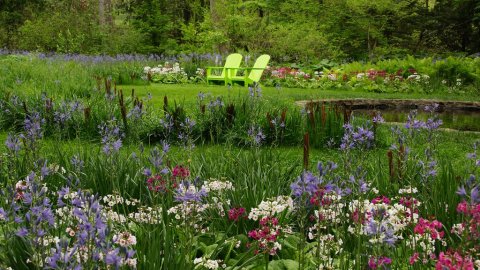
left=206, top=66, right=226, bottom=77
left=226, top=67, right=265, bottom=70
left=206, top=66, right=225, bottom=70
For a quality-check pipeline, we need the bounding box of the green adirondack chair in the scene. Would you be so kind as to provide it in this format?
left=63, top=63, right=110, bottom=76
left=205, top=53, right=243, bottom=85
left=228, top=54, right=270, bottom=87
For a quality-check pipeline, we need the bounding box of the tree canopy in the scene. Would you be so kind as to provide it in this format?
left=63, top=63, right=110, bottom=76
left=0, top=0, right=479, bottom=61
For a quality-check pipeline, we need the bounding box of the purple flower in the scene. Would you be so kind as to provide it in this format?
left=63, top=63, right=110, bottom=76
left=425, top=118, right=442, bottom=130
left=174, top=181, right=208, bottom=202
left=70, top=155, right=84, bottom=171
left=16, top=227, right=28, bottom=237
left=424, top=103, right=439, bottom=113
left=372, top=113, right=385, bottom=124
left=0, top=207, right=7, bottom=221
left=148, top=147, right=164, bottom=170
left=41, top=161, right=50, bottom=177
left=127, top=105, right=143, bottom=120
left=162, top=141, right=170, bottom=153
left=112, top=139, right=122, bottom=152
left=290, top=171, right=320, bottom=197
left=471, top=186, right=480, bottom=204
left=99, top=119, right=123, bottom=156
left=456, top=186, right=467, bottom=197
left=143, top=168, right=152, bottom=177
left=5, top=134, right=21, bottom=153
left=248, top=126, right=266, bottom=146
left=105, top=248, right=122, bottom=267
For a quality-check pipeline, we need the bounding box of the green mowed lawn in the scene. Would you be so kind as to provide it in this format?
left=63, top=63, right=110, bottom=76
left=122, top=83, right=480, bottom=110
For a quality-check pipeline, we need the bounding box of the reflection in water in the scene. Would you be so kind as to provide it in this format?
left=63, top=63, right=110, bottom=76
left=353, top=109, right=480, bottom=131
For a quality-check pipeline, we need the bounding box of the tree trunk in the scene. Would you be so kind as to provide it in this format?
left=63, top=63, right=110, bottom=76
left=105, top=0, right=113, bottom=26
left=209, top=0, right=227, bottom=53
left=99, top=0, right=113, bottom=26
left=99, top=0, right=105, bottom=25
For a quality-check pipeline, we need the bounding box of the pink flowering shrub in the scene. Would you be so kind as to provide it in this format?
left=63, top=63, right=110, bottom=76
left=368, top=256, right=392, bottom=269
left=407, top=218, right=445, bottom=266
left=248, top=216, right=283, bottom=255
left=435, top=251, right=475, bottom=270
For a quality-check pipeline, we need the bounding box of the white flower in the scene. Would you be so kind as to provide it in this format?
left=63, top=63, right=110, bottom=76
left=113, top=231, right=137, bottom=247
left=126, top=258, right=137, bottom=267
left=398, top=186, right=418, bottom=194
left=407, top=74, right=421, bottom=80
left=327, top=73, right=337, bottom=81
left=248, top=196, right=293, bottom=220
left=205, top=179, right=234, bottom=192
left=194, top=257, right=222, bottom=269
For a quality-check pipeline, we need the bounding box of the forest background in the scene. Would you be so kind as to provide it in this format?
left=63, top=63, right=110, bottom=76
left=0, top=0, right=479, bottom=62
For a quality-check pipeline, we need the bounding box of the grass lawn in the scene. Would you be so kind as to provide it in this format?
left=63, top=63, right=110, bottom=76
left=122, top=83, right=480, bottom=110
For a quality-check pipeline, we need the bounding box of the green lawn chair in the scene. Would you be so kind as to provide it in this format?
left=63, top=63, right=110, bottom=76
left=206, top=53, right=243, bottom=85
left=228, top=54, right=270, bottom=87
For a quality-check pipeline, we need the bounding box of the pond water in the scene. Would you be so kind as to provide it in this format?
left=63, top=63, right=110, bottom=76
left=352, top=109, right=480, bottom=131
left=300, top=99, right=480, bottom=132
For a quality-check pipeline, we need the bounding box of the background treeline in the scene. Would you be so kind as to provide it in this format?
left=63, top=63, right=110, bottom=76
left=1, top=0, right=479, bottom=61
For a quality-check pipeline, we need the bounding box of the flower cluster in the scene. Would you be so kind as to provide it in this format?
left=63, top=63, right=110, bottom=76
left=143, top=62, right=188, bottom=83
left=98, top=118, right=123, bottom=155
left=435, top=251, right=476, bottom=269
left=204, top=179, right=235, bottom=192
left=228, top=207, right=246, bottom=222
left=53, top=100, right=83, bottom=126
left=52, top=189, right=137, bottom=268
left=146, top=174, right=173, bottom=193
left=174, top=181, right=208, bottom=203
left=248, top=196, right=293, bottom=221
left=306, top=231, right=343, bottom=268
left=349, top=195, right=421, bottom=247
left=341, top=123, right=374, bottom=150
left=453, top=201, right=480, bottom=256
left=173, top=165, right=190, bottom=179
left=193, top=257, right=225, bottom=269
left=368, top=256, right=392, bottom=269
left=310, top=192, right=345, bottom=224
left=407, top=218, right=445, bottom=265
left=248, top=216, right=283, bottom=255
left=247, top=125, right=266, bottom=146
left=128, top=206, right=162, bottom=224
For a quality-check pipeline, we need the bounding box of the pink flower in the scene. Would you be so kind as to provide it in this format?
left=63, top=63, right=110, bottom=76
left=409, top=252, right=420, bottom=265
left=368, top=256, right=392, bottom=269
left=172, top=165, right=190, bottom=179
left=435, top=251, right=475, bottom=270
left=248, top=216, right=282, bottom=255
left=228, top=207, right=246, bottom=222
left=456, top=201, right=469, bottom=214
left=414, top=218, right=444, bottom=240
left=372, top=196, right=390, bottom=204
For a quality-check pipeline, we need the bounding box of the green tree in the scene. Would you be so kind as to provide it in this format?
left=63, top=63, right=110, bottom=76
left=0, top=0, right=45, bottom=48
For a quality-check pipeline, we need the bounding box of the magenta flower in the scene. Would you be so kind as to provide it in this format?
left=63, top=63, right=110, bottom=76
left=228, top=207, right=246, bottom=222
left=172, top=165, right=190, bottom=179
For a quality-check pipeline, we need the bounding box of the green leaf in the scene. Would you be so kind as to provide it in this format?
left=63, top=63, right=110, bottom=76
left=268, top=259, right=299, bottom=270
